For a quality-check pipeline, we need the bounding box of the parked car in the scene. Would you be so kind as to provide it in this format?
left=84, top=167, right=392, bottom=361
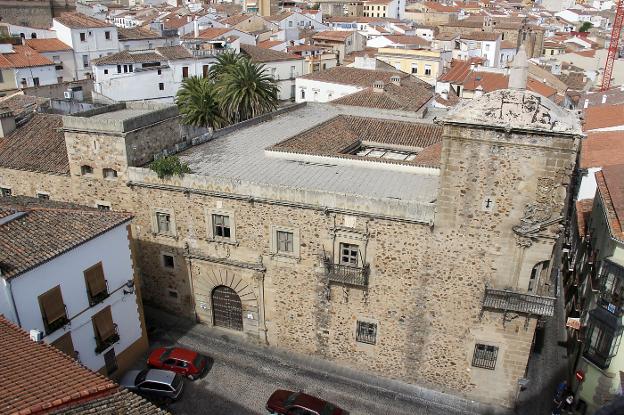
left=147, top=347, right=208, bottom=380
left=266, top=390, right=345, bottom=415
left=120, top=368, right=184, bottom=403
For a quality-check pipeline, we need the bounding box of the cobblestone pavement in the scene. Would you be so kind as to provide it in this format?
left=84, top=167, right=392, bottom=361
left=140, top=306, right=502, bottom=415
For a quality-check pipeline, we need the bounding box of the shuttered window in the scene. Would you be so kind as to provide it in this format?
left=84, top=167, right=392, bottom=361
left=84, top=262, right=108, bottom=306
left=38, top=286, right=67, bottom=334
left=92, top=306, right=118, bottom=354
left=51, top=332, right=76, bottom=359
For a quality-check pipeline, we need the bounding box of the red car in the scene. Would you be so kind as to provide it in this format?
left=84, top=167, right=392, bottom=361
left=266, top=390, right=345, bottom=415
left=147, top=347, right=207, bottom=380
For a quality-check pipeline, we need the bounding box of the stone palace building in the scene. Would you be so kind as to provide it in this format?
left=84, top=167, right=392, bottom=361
left=0, top=59, right=582, bottom=408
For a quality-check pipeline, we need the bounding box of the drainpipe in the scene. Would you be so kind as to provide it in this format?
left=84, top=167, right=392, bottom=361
left=2, top=276, right=21, bottom=327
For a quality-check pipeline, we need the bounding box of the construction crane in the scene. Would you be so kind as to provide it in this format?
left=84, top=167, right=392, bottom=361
left=601, top=0, right=624, bottom=91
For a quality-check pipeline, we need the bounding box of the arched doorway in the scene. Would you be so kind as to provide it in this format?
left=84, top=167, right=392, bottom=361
left=212, top=286, right=243, bottom=331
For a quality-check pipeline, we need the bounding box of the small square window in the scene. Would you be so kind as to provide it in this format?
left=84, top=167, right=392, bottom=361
left=163, top=254, right=174, bottom=268
left=104, top=69, right=108, bottom=74
left=157, top=69, right=162, bottom=75
left=80, top=32, right=86, bottom=42
left=81, top=165, right=93, bottom=175
left=212, top=214, right=231, bottom=239
left=339, top=243, right=359, bottom=266
left=472, top=343, right=499, bottom=370
left=103, top=168, right=117, bottom=179
left=0, top=187, right=12, bottom=197
left=156, top=212, right=171, bottom=234
left=356, top=321, right=377, bottom=345
left=37, top=193, right=50, bottom=200
left=105, top=31, right=111, bottom=40
left=277, top=230, right=294, bottom=253
left=159, top=82, right=164, bottom=90
left=97, top=204, right=110, bottom=211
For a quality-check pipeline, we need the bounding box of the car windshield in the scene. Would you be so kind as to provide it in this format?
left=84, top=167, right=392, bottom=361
left=171, top=374, right=182, bottom=390
left=285, top=392, right=300, bottom=407
left=136, top=368, right=149, bottom=384
left=193, top=354, right=204, bottom=368
left=160, top=349, right=172, bottom=361
left=321, top=403, right=337, bottom=415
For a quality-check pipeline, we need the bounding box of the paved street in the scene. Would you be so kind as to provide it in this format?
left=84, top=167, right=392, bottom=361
left=140, top=306, right=498, bottom=415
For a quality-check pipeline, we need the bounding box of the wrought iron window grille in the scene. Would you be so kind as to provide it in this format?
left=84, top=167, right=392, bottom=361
left=472, top=344, right=498, bottom=370
left=356, top=321, right=377, bottom=345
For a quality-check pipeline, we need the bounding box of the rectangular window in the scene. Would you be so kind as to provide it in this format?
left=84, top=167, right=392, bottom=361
left=277, top=230, right=294, bottom=253
left=424, top=65, right=432, bottom=75
left=203, top=64, right=209, bottom=78
left=36, top=192, right=49, bottom=200
left=33, top=77, right=40, bottom=86
left=38, top=286, right=68, bottom=334
left=182, top=66, right=189, bottom=78
left=339, top=243, right=359, bottom=267
left=356, top=321, right=377, bottom=345
left=105, top=31, right=111, bottom=40
left=212, top=214, right=231, bottom=239
left=104, top=69, right=108, bottom=75
left=159, top=82, right=164, bottom=91
left=92, top=305, right=119, bottom=354
left=411, top=66, right=418, bottom=74
left=163, top=254, right=175, bottom=268
left=102, top=168, right=117, bottom=179
left=80, top=32, right=86, bottom=42
left=472, top=343, right=499, bottom=370
left=82, top=55, right=89, bottom=68
left=97, top=204, right=110, bottom=211
left=84, top=262, right=108, bottom=306
left=117, top=64, right=121, bottom=74
left=1, top=187, right=12, bottom=197
left=80, top=165, right=93, bottom=175
left=104, top=348, right=118, bottom=375
left=129, top=64, right=133, bottom=72
left=51, top=332, right=76, bottom=359
left=156, top=212, right=171, bottom=234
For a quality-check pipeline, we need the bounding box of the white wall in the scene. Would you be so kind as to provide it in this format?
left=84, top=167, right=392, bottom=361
left=40, top=50, right=76, bottom=83
left=119, top=37, right=175, bottom=51
left=14, top=65, right=58, bottom=87
left=578, top=167, right=601, bottom=201
left=0, top=224, right=142, bottom=372
left=295, top=78, right=361, bottom=103
left=9, top=25, right=56, bottom=40
left=264, top=58, right=308, bottom=100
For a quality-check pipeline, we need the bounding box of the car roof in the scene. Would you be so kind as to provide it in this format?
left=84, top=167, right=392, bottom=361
left=144, top=369, right=177, bottom=385
left=293, top=392, right=333, bottom=412
left=168, top=347, right=198, bottom=361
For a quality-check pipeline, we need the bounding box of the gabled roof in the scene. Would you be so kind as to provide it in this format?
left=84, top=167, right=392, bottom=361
left=313, top=30, right=354, bottom=42
left=0, top=197, right=132, bottom=280
left=299, top=66, right=409, bottom=87
left=54, top=12, right=113, bottom=29
left=91, top=50, right=162, bottom=65
left=0, top=45, right=54, bottom=69
left=24, top=38, right=72, bottom=52
left=331, top=77, right=432, bottom=112
left=0, top=113, right=68, bottom=175
left=220, top=13, right=258, bottom=26
left=258, top=39, right=287, bottom=49
left=382, top=35, right=430, bottom=47
left=240, top=44, right=301, bottom=62
left=0, top=315, right=116, bottom=414
left=266, top=11, right=294, bottom=21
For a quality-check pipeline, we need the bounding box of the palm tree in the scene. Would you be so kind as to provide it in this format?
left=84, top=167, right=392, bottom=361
left=215, top=58, right=279, bottom=123
left=208, top=51, right=244, bottom=82
left=175, top=76, right=225, bottom=129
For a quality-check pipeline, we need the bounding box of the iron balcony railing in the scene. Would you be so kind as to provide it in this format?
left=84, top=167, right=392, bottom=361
left=190, top=48, right=228, bottom=58
left=94, top=323, right=120, bottom=354
left=324, top=260, right=369, bottom=287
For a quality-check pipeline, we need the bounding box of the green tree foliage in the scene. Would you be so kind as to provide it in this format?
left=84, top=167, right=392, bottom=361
left=176, top=76, right=225, bottom=129
left=175, top=52, right=278, bottom=127
left=579, top=22, right=592, bottom=32
left=150, top=156, right=192, bottom=179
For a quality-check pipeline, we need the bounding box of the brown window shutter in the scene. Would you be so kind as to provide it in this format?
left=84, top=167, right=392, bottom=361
left=94, top=306, right=115, bottom=341
left=51, top=332, right=75, bottom=358
left=39, top=286, right=66, bottom=324
left=84, top=263, right=107, bottom=298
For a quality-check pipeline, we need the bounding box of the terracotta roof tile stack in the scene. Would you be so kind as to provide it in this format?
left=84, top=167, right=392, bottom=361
left=0, top=113, right=69, bottom=174
left=0, top=197, right=133, bottom=280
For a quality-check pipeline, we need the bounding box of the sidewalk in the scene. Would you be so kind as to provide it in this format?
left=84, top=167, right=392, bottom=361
left=144, top=305, right=506, bottom=415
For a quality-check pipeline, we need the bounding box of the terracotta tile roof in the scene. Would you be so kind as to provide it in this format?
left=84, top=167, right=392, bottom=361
left=0, top=113, right=69, bottom=174
left=576, top=199, right=593, bottom=237
left=462, top=71, right=508, bottom=92
left=342, top=48, right=378, bottom=64
left=423, top=1, right=461, bottom=12
left=383, top=35, right=430, bottom=47
left=185, top=27, right=230, bottom=40
left=574, top=49, right=596, bottom=58
left=92, top=50, right=162, bottom=65
left=331, top=77, right=432, bottom=112
left=596, top=165, right=624, bottom=241
left=0, top=315, right=117, bottom=414
left=527, top=78, right=557, bottom=97
left=500, top=40, right=517, bottom=49
left=0, top=45, right=54, bottom=69
left=220, top=14, right=256, bottom=26
left=118, top=26, right=162, bottom=40
left=300, top=66, right=408, bottom=87
left=267, top=115, right=443, bottom=168
left=24, top=38, right=72, bottom=52
left=436, top=32, right=460, bottom=41
left=54, top=12, right=113, bottom=29
left=162, top=14, right=197, bottom=30
left=558, top=71, right=588, bottom=91
left=0, top=197, right=133, bottom=280
left=583, top=103, right=624, bottom=131
left=240, top=44, right=301, bottom=62
left=267, top=11, right=294, bottom=21
left=0, top=94, right=48, bottom=118
left=288, top=44, right=325, bottom=53
left=438, top=58, right=482, bottom=82
left=463, top=31, right=500, bottom=41
left=53, top=389, right=170, bottom=415
left=258, top=40, right=286, bottom=49
left=325, top=16, right=400, bottom=23
left=365, top=0, right=393, bottom=4
left=580, top=131, right=624, bottom=169
left=313, top=30, right=354, bottom=42
left=155, top=45, right=193, bottom=60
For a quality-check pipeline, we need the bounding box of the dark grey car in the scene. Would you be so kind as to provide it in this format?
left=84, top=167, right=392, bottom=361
left=120, top=368, right=184, bottom=403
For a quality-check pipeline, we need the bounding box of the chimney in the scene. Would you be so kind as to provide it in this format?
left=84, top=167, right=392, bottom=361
left=583, top=98, right=589, bottom=109
left=390, top=75, right=401, bottom=86
left=194, top=19, right=199, bottom=38
left=373, top=81, right=385, bottom=93
left=0, top=108, right=16, bottom=138
left=602, top=94, right=607, bottom=104
left=508, top=44, right=528, bottom=91
left=474, top=85, right=484, bottom=98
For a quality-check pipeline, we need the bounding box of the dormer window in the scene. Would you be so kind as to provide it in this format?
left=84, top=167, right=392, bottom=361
left=390, top=76, right=401, bottom=83
left=81, top=165, right=93, bottom=175
left=373, top=81, right=384, bottom=90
